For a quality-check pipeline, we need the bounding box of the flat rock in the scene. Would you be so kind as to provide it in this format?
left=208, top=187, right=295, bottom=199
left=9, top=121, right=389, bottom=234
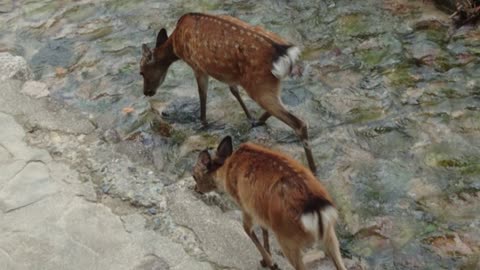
left=167, top=187, right=260, bottom=269
left=133, top=255, right=170, bottom=270
left=0, top=161, right=57, bottom=213
left=21, top=80, right=50, bottom=98
left=0, top=80, right=95, bottom=134
left=0, top=112, right=51, bottom=162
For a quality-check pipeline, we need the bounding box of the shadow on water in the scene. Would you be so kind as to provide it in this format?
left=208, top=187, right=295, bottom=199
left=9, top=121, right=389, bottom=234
left=1, top=0, right=479, bottom=268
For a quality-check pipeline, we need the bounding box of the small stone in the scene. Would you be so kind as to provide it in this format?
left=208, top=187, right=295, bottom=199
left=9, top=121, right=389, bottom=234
left=102, top=184, right=111, bottom=194
left=147, top=207, right=157, bottom=215
left=21, top=81, right=50, bottom=99
left=103, top=129, right=120, bottom=143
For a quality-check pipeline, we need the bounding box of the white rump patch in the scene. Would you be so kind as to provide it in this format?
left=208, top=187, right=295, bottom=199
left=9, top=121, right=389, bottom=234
left=301, top=205, right=338, bottom=241
left=301, top=211, right=320, bottom=240
left=271, top=46, right=301, bottom=79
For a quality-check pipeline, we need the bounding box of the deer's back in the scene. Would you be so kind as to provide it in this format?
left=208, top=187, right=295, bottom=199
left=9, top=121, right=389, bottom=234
left=222, top=143, right=333, bottom=236
left=171, top=13, right=290, bottom=89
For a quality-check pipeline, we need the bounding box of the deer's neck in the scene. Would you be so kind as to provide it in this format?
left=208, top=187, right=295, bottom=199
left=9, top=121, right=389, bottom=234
left=154, top=37, right=178, bottom=65
left=213, top=164, right=228, bottom=192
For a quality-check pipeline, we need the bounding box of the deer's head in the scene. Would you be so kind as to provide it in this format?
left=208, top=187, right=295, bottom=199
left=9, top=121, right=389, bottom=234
left=192, top=136, right=233, bottom=194
left=140, top=28, right=174, bottom=96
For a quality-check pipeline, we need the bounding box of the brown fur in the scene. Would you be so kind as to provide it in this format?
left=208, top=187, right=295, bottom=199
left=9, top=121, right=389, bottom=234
left=172, top=13, right=287, bottom=90
left=192, top=137, right=346, bottom=270
left=140, top=13, right=318, bottom=173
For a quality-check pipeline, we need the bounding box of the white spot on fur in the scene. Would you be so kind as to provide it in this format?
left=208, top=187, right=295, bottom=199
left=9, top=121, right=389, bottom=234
left=272, top=46, right=301, bottom=78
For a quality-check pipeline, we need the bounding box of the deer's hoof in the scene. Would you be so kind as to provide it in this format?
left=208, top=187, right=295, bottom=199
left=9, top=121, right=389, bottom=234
left=260, top=260, right=280, bottom=270
left=270, top=263, right=280, bottom=270
left=251, top=120, right=266, bottom=128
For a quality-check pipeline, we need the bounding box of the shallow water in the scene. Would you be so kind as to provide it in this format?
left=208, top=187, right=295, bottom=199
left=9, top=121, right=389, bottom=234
left=1, top=0, right=479, bottom=269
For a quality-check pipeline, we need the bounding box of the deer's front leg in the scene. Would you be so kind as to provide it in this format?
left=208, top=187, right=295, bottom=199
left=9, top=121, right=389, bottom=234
left=194, top=72, right=209, bottom=126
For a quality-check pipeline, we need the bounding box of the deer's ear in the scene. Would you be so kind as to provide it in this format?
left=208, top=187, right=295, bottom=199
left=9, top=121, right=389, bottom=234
left=216, top=136, right=233, bottom=164
left=156, top=28, right=168, bottom=47
left=142, top=44, right=152, bottom=58
left=198, top=149, right=211, bottom=168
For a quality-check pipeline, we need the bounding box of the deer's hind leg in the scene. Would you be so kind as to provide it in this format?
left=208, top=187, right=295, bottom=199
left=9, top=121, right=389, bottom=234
left=253, top=84, right=317, bottom=173
left=276, top=236, right=306, bottom=270
left=323, top=222, right=347, bottom=270
left=242, top=213, right=279, bottom=269
left=229, top=85, right=255, bottom=122
left=194, top=71, right=209, bottom=126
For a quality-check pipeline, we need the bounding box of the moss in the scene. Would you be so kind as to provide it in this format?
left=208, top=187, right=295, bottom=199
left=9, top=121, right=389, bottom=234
left=337, top=14, right=367, bottom=36
left=118, top=62, right=136, bottom=74
left=358, top=48, right=388, bottom=67
left=170, top=129, right=188, bottom=145
left=460, top=163, right=480, bottom=175
left=301, top=41, right=334, bottom=60
left=347, top=106, right=384, bottom=124
left=423, top=223, right=437, bottom=235
left=385, top=66, right=418, bottom=87
left=199, top=132, right=219, bottom=147
left=427, top=150, right=480, bottom=176
left=424, top=29, right=447, bottom=43
left=434, top=55, right=456, bottom=72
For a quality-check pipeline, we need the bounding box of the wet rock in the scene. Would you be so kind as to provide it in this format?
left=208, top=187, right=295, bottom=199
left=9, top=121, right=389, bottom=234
left=77, top=19, right=113, bottom=41
left=30, top=39, right=75, bottom=78
left=21, top=80, right=50, bottom=99
left=161, top=97, right=200, bottom=124
left=0, top=53, right=33, bottom=81
left=401, top=87, right=424, bottom=104
left=281, top=82, right=313, bottom=107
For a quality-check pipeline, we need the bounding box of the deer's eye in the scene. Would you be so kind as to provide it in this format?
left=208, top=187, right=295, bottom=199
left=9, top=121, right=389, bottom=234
left=139, top=72, right=144, bottom=76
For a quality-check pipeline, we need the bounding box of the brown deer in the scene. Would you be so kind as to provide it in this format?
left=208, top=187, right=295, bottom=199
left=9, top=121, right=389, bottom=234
left=192, top=136, right=347, bottom=270
left=139, top=13, right=317, bottom=173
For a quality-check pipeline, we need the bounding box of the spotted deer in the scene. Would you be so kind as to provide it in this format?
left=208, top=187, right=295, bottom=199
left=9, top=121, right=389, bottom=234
left=140, top=13, right=317, bottom=173
left=192, top=136, right=347, bottom=270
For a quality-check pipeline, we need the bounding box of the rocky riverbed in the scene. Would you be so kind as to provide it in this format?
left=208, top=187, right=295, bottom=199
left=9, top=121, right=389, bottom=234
left=1, top=0, right=479, bottom=269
